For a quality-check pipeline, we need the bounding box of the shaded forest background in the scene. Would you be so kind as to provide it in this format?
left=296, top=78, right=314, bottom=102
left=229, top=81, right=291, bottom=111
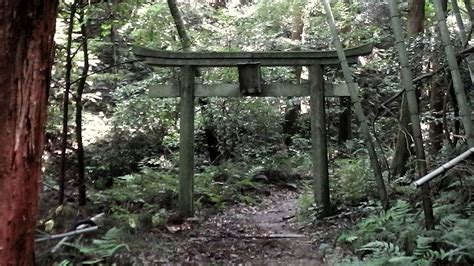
left=30, top=0, right=474, bottom=264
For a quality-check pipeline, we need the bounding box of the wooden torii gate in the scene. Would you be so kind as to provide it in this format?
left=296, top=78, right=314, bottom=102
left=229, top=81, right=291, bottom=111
left=133, top=44, right=373, bottom=217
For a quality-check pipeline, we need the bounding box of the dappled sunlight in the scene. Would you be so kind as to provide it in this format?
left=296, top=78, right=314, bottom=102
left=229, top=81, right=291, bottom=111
left=8, top=0, right=471, bottom=265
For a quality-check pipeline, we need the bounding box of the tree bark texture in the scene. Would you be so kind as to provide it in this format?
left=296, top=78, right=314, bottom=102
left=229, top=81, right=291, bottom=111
left=452, top=0, right=474, bottom=84
left=322, top=0, right=389, bottom=210
left=167, top=0, right=192, bottom=50
left=429, top=64, right=445, bottom=153
left=391, top=0, right=425, bottom=177
left=388, top=0, right=434, bottom=229
left=75, top=7, right=90, bottom=206
left=428, top=0, right=446, bottom=154
left=282, top=1, right=304, bottom=147
left=391, top=95, right=412, bottom=176
left=464, top=0, right=474, bottom=23
left=59, top=2, right=77, bottom=204
left=0, top=0, right=59, bottom=264
left=433, top=0, right=474, bottom=148
left=407, top=0, right=425, bottom=35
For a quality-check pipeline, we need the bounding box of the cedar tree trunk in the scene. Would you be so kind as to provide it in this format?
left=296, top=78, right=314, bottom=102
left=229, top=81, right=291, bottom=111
left=0, top=0, right=58, bottom=264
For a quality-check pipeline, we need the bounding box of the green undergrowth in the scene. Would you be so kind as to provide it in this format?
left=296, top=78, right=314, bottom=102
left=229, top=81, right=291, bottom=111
left=297, top=155, right=377, bottom=224
left=336, top=173, right=474, bottom=266
left=296, top=155, right=474, bottom=265
left=89, top=164, right=263, bottom=230
left=90, top=152, right=309, bottom=231
left=39, top=149, right=310, bottom=264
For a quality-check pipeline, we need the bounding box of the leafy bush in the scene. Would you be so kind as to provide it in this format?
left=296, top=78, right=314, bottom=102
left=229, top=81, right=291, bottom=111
left=197, top=98, right=284, bottom=162
left=296, top=183, right=319, bottom=225
left=85, top=80, right=179, bottom=184
left=333, top=156, right=377, bottom=204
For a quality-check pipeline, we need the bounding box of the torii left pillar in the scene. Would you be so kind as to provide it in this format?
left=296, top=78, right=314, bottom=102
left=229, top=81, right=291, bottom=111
left=178, top=65, right=195, bottom=217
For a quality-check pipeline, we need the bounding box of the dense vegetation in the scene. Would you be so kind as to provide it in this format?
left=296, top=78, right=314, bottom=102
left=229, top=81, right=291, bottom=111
left=34, top=0, right=473, bottom=264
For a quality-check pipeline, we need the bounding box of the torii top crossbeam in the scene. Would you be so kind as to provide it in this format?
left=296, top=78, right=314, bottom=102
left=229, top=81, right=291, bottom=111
left=133, top=43, right=373, bottom=67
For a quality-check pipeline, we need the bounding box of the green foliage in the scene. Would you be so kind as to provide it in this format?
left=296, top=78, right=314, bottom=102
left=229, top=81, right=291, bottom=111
left=64, top=227, right=128, bottom=264
left=338, top=200, right=415, bottom=249
left=195, top=161, right=264, bottom=208
left=86, top=79, right=179, bottom=182
left=338, top=175, right=474, bottom=265
left=296, top=183, right=319, bottom=224
left=197, top=98, right=284, bottom=161
left=297, top=155, right=378, bottom=224
left=358, top=241, right=404, bottom=257
left=91, top=161, right=267, bottom=227
left=130, top=3, right=179, bottom=49
left=43, top=0, right=474, bottom=263
left=333, top=156, right=377, bottom=203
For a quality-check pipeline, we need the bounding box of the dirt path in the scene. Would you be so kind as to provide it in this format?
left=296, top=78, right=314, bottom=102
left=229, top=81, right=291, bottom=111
left=172, top=189, right=328, bottom=264
left=122, top=187, right=358, bottom=264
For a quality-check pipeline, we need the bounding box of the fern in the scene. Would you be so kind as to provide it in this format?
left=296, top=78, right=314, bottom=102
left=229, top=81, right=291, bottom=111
left=358, top=241, right=404, bottom=257
left=465, top=201, right=474, bottom=216
left=439, top=247, right=468, bottom=263
left=412, top=258, right=431, bottom=266
left=412, top=236, right=439, bottom=260
left=387, top=256, right=415, bottom=264
left=385, top=200, right=411, bottom=221
left=439, top=214, right=461, bottom=229
left=338, top=234, right=358, bottom=243
left=65, top=227, right=129, bottom=264
left=439, top=217, right=474, bottom=262
left=338, top=170, right=474, bottom=265
left=360, top=200, right=412, bottom=228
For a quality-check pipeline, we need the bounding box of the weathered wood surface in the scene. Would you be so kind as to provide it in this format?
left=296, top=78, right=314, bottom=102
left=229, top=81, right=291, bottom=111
left=133, top=44, right=373, bottom=66
left=149, top=82, right=349, bottom=97
left=178, top=66, right=195, bottom=218
left=310, top=65, right=330, bottom=216
left=238, top=63, right=261, bottom=95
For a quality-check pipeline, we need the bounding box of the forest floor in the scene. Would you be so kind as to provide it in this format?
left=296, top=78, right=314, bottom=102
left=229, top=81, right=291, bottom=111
left=118, top=187, right=361, bottom=265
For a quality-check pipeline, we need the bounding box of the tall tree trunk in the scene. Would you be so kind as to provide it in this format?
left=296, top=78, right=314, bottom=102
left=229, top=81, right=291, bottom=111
left=59, top=2, right=77, bottom=204
left=464, top=0, right=474, bottom=23
left=338, top=0, right=354, bottom=143
left=391, top=0, right=425, bottom=177
left=430, top=0, right=446, bottom=153
left=0, top=0, right=59, bottom=263
left=429, top=61, right=445, bottom=153
left=291, top=0, right=304, bottom=83
left=433, top=0, right=474, bottom=147
left=283, top=1, right=304, bottom=147
left=110, top=0, right=118, bottom=74
left=167, top=0, right=192, bottom=50
left=388, top=0, right=434, bottom=229
left=322, top=0, right=389, bottom=210
left=391, top=96, right=412, bottom=176
left=168, top=0, right=220, bottom=167
left=407, top=0, right=425, bottom=35
left=452, top=0, right=474, bottom=84
left=75, top=7, right=89, bottom=206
